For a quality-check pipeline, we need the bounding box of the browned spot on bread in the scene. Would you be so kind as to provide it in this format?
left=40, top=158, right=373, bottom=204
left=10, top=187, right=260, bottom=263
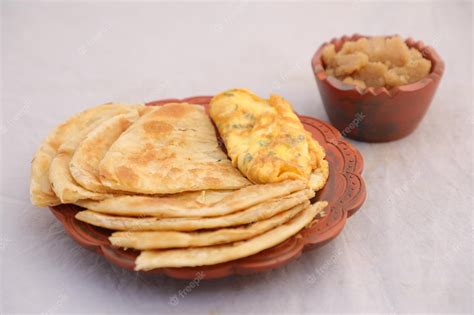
left=143, top=121, right=173, bottom=136
left=116, top=166, right=139, bottom=186
left=127, top=144, right=176, bottom=165
left=152, top=104, right=193, bottom=119
left=119, top=117, right=132, bottom=130
left=203, top=177, right=221, bottom=186
left=99, top=167, right=113, bottom=180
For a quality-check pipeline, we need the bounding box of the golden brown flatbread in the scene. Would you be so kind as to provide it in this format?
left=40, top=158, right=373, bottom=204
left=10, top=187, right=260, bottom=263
left=30, top=103, right=143, bottom=207
left=109, top=201, right=308, bottom=250
left=69, top=112, right=139, bottom=192
left=135, top=201, right=328, bottom=270
left=49, top=110, right=140, bottom=203
left=98, top=103, right=251, bottom=194
left=75, top=180, right=307, bottom=218
left=75, top=188, right=314, bottom=231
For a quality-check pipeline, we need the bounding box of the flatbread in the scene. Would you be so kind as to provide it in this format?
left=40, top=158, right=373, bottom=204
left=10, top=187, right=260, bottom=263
left=49, top=109, right=140, bottom=203
left=49, top=151, right=112, bottom=203
left=75, top=180, right=307, bottom=218
left=159, top=189, right=234, bottom=205
left=109, top=201, right=308, bottom=250
left=75, top=189, right=314, bottom=231
left=69, top=112, right=140, bottom=192
left=98, top=103, right=251, bottom=194
left=30, top=103, right=143, bottom=207
left=135, top=201, right=328, bottom=270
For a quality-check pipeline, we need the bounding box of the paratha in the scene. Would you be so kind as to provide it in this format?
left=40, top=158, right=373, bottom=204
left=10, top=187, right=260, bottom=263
left=69, top=112, right=140, bottom=192
left=210, top=89, right=328, bottom=190
left=49, top=109, right=140, bottom=203
left=75, top=180, right=307, bottom=218
left=135, top=201, right=328, bottom=270
left=75, top=188, right=314, bottom=231
left=109, top=201, right=308, bottom=249
left=98, top=103, right=251, bottom=194
left=30, top=103, right=143, bottom=207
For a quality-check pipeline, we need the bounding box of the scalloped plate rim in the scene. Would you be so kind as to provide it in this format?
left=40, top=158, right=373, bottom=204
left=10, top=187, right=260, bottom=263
left=48, top=95, right=367, bottom=279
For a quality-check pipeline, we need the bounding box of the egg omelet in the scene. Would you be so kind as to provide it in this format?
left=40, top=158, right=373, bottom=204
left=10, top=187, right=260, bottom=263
left=210, top=89, right=329, bottom=190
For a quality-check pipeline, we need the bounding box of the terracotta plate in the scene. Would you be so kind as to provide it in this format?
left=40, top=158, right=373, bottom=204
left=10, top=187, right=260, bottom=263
left=49, top=96, right=367, bottom=280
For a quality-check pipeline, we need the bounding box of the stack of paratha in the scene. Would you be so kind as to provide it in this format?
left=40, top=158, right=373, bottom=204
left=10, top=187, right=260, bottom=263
left=30, top=98, right=328, bottom=271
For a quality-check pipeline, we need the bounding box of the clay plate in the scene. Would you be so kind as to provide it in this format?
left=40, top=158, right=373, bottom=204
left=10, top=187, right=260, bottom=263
left=50, top=96, right=366, bottom=280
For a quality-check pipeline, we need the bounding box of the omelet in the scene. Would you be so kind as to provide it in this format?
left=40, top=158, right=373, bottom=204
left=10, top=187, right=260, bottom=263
left=210, top=89, right=328, bottom=190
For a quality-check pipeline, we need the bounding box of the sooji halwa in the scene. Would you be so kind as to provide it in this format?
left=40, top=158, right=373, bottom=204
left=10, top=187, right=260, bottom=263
left=322, top=36, right=432, bottom=89
left=30, top=93, right=329, bottom=270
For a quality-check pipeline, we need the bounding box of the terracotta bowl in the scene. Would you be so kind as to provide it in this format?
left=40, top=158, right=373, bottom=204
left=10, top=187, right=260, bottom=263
left=311, top=34, right=445, bottom=142
left=50, top=96, right=367, bottom=280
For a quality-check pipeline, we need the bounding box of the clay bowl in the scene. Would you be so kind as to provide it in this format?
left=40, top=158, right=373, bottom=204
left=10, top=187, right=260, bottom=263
left=311, top=34, right=445, bottom=142
left=50, top=96, right=367, bottom=280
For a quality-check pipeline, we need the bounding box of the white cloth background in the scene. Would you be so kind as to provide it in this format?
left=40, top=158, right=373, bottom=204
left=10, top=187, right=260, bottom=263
left=1, top=1, right=472, bottom=314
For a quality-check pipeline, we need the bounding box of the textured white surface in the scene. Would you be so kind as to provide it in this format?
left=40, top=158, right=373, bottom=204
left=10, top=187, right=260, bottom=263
left=1, top=1, right=473, bottom=314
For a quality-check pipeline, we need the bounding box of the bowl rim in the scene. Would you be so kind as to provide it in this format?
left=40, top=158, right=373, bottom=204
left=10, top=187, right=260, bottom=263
left=311, top=34, right=445, bottom=97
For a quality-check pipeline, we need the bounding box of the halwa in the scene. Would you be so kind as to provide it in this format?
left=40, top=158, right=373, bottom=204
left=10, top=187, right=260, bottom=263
left=322, top=36, right=432, bottom=89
